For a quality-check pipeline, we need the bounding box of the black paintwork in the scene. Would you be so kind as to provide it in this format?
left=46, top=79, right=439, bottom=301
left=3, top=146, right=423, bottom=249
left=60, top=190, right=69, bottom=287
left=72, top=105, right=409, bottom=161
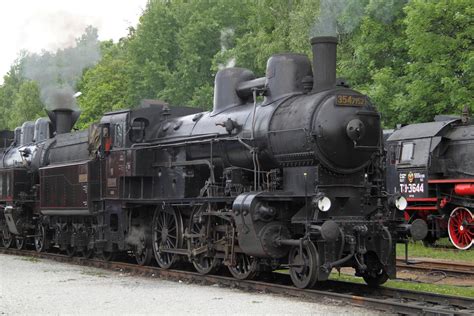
left=0, top=37, right=410, bottom=287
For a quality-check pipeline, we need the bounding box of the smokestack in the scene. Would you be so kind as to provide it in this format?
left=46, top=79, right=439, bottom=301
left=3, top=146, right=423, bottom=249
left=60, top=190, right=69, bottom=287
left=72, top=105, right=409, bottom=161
left=310, top=36, right=337, bottom=93
left=46, top=108, right=81, bottom=134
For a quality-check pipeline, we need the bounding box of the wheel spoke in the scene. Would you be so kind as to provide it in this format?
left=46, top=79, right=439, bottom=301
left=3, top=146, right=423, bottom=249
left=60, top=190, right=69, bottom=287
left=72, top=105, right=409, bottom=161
left=156, top=218, right=164, bottom=229
left=164, top=213, right=172, bottom=227
left=449, top=207, right=474, bottom=250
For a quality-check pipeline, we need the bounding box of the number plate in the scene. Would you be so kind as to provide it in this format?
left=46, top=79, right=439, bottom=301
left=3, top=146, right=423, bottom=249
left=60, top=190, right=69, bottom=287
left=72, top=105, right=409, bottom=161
left=335, top=95, right=366, bottom=106
left=398, top=170, right=428, bottom=198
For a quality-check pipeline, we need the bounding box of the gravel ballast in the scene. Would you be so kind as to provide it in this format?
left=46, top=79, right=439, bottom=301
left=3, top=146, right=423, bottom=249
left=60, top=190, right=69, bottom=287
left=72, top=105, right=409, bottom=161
left=0, top=254, right=380, bottom=315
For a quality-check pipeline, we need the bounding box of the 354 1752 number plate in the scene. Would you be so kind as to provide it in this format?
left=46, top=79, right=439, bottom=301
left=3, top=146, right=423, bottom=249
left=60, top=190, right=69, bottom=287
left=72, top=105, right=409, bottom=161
left=335, top=95, right=366, bottom=106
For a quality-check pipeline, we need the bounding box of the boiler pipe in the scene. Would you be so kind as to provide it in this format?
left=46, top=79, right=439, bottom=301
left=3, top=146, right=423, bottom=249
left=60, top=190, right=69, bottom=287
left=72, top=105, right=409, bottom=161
left=454, top=183, right=474, bottom=196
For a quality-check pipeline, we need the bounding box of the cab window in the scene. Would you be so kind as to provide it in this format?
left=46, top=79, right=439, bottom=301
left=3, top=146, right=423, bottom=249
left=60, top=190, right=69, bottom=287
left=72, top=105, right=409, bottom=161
left=400, top=142, right=414, bottom=162
left=130, top=118, right=148, bottom=143
left=114, top=123, right=124, bottom=148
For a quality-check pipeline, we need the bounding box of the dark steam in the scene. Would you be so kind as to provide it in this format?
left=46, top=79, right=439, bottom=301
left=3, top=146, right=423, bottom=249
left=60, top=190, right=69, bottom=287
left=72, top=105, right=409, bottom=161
left=22, top=26, right=101, bottom=110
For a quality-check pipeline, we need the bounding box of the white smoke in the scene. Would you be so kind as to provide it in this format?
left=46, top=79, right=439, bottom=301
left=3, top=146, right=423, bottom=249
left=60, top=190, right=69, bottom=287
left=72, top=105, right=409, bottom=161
left=125, top=226, right=147, bottom=248
left=218, top=28, right=236, bottom=70
left=311, top=0, right=406, bottom=37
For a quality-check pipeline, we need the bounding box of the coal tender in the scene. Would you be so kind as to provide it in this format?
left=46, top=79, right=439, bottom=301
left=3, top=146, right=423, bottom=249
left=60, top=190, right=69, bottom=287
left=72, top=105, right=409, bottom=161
left=0, top=37, right=425, bottom=288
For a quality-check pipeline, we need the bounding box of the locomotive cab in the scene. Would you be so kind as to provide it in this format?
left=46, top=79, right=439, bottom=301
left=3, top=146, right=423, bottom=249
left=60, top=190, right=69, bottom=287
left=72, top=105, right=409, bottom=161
left=386, top=116, right=473, bottom=250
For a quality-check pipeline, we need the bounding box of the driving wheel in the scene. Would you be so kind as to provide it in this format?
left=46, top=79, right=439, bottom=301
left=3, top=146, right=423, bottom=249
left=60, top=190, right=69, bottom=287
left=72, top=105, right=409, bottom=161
left=288, top=241, right=319, bottom=289
left=152, top=206, right=183, bottom=269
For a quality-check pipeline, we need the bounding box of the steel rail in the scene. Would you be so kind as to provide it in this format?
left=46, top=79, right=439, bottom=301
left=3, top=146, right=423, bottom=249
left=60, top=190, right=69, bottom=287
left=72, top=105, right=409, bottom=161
left=1, top=248, right=473, bottom=315
left=396, top=258, right=474, bottom=276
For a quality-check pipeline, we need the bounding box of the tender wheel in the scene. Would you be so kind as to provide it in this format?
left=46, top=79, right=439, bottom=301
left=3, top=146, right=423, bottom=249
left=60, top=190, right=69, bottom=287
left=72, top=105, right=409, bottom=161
left=448, top=207, right=473, bottom=250
left=81, top=248, right=94, bottom=259
left=65, top=246, right=76, bottom=257
left=228, top=253, right=258, bottom=280
left=34, top=224, right=50, bottom=253
left=81, top=227, right=95, bottom=258
left=134, top=232, right=153, bottom=266
left=15, top=237, right=25, bottom=250
left=1, top=227, right=13, bottom=248
left=288, top=241, right=319, bottom=289
left=363, top=270, right=389, bottom=287
left=100, top=251, right=116, bottom=261
left=152, top=206, right=183, bottom=269
left=189, top=204, right=220, bottom=275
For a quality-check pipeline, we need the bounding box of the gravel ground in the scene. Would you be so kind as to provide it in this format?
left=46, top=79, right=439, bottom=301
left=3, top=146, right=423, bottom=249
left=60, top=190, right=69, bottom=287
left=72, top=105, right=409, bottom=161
left=0, top=254, right=380, bottom=315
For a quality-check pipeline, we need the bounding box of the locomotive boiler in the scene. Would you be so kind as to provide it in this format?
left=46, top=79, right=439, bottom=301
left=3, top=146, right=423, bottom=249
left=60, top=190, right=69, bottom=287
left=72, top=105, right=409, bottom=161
left=0, top=36, right=424, bottom=288
left=386, top=110, right=473, bottom=250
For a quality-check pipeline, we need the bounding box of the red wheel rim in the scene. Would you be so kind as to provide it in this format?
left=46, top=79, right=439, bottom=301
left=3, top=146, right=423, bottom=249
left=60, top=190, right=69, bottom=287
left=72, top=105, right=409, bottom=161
left=448, top=207, right=473, bottom=250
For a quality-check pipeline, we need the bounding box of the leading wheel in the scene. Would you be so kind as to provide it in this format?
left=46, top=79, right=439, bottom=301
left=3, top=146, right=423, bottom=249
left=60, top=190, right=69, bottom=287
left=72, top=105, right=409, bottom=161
left=362, top=252, right=389, bottom=287
left=152, top=206, right=183, bottom=269
left=363, top=270, right=389, bottom=287
left=189, top=204, right=220, bottom=275
left=288, top=241, right=319, bottom=289
left=228, top=253, right=258, bottom=280
left=1, top=227, right=13, bottom=248
left=448, top=207, right=473, bottom=250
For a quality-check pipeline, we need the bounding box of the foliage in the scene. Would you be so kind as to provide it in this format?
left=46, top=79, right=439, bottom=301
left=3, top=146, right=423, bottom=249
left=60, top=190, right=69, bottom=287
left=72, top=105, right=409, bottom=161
left=10, top=81, right=44, bottom=125
left=399, top=0, right=474, bottom=124
left=1, top=0, right=472, bottom=129
left=0, top=61, right=27, bottom=129
left=75, top=40, right=133, bottom=129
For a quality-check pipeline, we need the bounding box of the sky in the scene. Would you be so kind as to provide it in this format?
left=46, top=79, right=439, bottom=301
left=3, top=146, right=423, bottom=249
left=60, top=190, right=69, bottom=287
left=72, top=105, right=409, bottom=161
left=0, top=0, right=148, bottom=84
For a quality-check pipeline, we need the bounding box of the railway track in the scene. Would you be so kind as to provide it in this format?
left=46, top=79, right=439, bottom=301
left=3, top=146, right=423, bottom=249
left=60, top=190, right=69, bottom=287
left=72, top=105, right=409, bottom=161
left=396, top=258, right=474, bottom=277
left=1, top=248, right=473, bottom=315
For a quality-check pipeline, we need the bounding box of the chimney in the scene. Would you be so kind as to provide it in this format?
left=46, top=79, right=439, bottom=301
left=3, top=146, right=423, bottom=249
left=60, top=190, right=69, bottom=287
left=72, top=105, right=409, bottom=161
left=310, top=36, right=337, bottom=93
left=46, top=108, right=81, bottom=134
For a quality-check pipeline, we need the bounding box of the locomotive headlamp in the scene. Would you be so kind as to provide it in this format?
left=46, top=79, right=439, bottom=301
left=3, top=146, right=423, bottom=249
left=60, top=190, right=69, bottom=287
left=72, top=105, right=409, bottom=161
left=394, top=195, right=408, bottom=211
left=313, top=194, right=331, bottom=212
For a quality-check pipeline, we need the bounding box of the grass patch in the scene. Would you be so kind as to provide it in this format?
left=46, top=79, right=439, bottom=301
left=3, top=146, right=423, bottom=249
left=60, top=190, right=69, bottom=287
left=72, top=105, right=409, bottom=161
left=329, top=273, right=474, bottom=298
left=396, top=239, right=474, bottom=263
left=19, top=256, right=40, bottom=263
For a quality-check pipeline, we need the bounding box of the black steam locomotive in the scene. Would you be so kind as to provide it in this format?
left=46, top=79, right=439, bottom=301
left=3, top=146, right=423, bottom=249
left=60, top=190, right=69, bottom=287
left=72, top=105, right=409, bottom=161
left=386, top=111, right=473, bottom=250
left=0, top=37, right=423, bottom=288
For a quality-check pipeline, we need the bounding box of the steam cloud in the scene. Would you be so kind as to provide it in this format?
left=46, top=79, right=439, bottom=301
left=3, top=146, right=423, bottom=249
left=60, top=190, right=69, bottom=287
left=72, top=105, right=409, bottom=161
left=218, top=28, right=236, bottom=70
left=311, top=0, right=405, bottom=37
left=125, top=226, right=148, bottom=248
left=22, top=26, right=101, bottom=110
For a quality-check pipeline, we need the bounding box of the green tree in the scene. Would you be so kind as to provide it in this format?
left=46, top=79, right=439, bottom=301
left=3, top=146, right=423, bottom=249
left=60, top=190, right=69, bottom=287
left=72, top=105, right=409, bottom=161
left=218, top=0, right=320, bottom=77
left=398, top=0, right=473, bottom=123
left=76, top=40, right=133, bottom=128
left=125, top=0, right=180, bottom=105
left=9, top=81, right=44, bottom=128
left=4, top=0, right=469, bottom=130
left=0, top=60, right=26, bottom=130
